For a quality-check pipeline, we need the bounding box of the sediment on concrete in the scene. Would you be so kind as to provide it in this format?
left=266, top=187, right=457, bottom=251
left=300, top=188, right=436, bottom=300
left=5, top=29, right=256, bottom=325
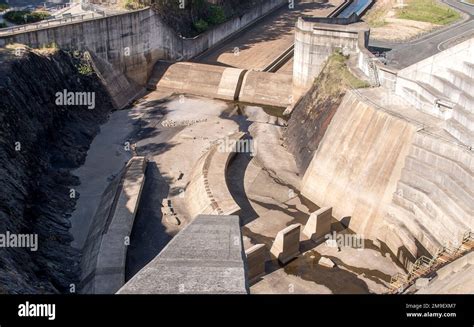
left=117, top=215, right=248, bottom=294
left=82, top=156, right=147, bottom=294
left=186, top=133, right=245, bottom=219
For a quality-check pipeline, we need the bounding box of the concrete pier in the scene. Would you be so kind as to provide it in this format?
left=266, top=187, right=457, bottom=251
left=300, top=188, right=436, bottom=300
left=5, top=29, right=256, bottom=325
left=245, top=244, right=267, bottom=283
left=303, top=207, right=333, bottom=241
left=270, top=224, right=301, bottom=264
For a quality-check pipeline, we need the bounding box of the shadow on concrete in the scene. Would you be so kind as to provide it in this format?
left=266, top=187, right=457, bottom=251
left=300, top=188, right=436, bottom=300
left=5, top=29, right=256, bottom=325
left=125, top=161, right=175, bottom=280
left=196, top=0, right=338, bottom=66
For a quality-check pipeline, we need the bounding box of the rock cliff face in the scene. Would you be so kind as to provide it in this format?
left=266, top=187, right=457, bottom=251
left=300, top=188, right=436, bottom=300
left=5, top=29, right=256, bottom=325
left=0, top=48, right=113, bottom=293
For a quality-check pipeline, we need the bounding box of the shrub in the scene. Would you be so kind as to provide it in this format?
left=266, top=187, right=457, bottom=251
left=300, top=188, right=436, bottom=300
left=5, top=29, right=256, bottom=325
left=4, top=10, right=51, bottom=25
left=207, top=5, right=226, bottom=25
left=0, top=2, right=9, bottom=12
left=193, top=18, right=208, bottom=33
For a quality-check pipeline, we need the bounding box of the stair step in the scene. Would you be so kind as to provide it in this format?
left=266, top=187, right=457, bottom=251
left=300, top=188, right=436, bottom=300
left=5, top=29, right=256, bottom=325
left=447, top=68, right=474, bottom=92
left=387, top=203, right=442, bottom=254
left=404, top=156, right=474, bottom=212
left=445, top=118, right=474, bottom=148
left=399, top=170, right=472, bottom=224
left=412, top=136, right=474, bottom=176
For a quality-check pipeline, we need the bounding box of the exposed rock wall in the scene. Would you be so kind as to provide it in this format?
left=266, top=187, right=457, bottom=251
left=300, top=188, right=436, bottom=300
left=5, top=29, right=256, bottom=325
left=0, top=48, right=113, bottom=293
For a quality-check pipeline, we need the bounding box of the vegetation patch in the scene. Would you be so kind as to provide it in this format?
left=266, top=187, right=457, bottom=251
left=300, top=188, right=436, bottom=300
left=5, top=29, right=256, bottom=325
left=4, top=10, right=51, bottom=25
left=0, top=1, right=9, bottom=12
left=150, top=0, right=265, bottom=37
left=396, top=0, right=460, bottom=25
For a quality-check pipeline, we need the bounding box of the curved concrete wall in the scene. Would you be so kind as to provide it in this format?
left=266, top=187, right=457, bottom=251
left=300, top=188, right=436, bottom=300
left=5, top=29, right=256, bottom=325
left=186, top=133, right=244, bottom=219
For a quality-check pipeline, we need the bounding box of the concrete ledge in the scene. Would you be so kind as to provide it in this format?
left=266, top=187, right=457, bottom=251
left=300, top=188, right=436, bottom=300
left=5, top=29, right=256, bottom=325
left=186, top=132, right=245, bottom=219
left=118, top=215, right=248, bottom=294
left=93, top=156, right=147, bottom=294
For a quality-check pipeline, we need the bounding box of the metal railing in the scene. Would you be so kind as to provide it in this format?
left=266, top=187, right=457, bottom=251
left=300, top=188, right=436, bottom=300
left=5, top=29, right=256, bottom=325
left=388, top=230, right=474, bottom=293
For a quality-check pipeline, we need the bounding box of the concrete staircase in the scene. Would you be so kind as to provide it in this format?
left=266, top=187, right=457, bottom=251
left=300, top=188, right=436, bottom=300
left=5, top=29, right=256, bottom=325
left=396, top=58, right=474, bottom=147
left=386, top=132, right=474, bottom=258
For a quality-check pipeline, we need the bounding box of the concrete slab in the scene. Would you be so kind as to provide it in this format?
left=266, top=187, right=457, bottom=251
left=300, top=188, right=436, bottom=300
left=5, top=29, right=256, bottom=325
left=118, top=215, right=248, bottom=294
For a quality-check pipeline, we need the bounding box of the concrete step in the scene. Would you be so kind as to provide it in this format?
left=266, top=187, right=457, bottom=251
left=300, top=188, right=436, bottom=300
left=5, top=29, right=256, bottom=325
left=451, top=105, right=474, bottom=132
left=417, top=81, right=455, bottom=108
left=387, top=203, right=442, bottom=255
left=400, top=86, right=438, bottom=116
left=399, top=170, right=472, bottom=225
left=412, top=134, right=473, bottom=174
left=392, top=183, right=468, bottom=250
left=463, top=61, right=474, bottom=79
left=403, top=156, right=474, bottom=216
left=447, top=68, right=474, bottom=94
left=445, top=118, right=474, bottom=148
left=410, top=144, right=474, bottom=189
left=456, top=93, right=474, bottom=114
left=431, top=75, right=466, bottom=105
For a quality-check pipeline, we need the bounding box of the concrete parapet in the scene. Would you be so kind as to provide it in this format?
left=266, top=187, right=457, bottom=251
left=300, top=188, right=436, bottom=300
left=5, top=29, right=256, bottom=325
left=303, top=207, right=332, bottom=241
left=93, top=156, right=147, bottom=294
left=245, top=244, right=267, bottom=283
left=186, top=132, right=245, bottom=219
left=118, top=215, right=248, bottom=294
left=270, top=224, right=301, bottom=264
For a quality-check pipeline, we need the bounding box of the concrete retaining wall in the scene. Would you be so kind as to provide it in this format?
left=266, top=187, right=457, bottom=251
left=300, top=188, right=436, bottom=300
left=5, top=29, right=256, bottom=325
left=186, top=133, right=244, bottom=219
left=92, top=156, right=146, bottom=294
left=0, top=0, right=286, bottom=86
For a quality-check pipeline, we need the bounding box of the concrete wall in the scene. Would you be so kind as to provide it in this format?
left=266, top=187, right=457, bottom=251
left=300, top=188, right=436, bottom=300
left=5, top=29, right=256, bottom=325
left=301, top=90, right=416, bottom=240
left=186, top=133, right=244, bottom=219
left=89, top=157, right=146, bottom=294
left=0, top=0, right=286, bottom=86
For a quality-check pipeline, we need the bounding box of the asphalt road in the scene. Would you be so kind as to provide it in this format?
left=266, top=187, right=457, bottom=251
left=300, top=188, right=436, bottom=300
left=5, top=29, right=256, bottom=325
left=369, top=0, right=474, bottom=69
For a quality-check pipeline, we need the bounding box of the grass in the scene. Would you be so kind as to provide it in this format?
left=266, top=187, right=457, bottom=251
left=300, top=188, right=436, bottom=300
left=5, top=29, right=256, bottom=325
left=364, top=6, right=389, bottom=28
left=396, top=0, right=461, bottom=25
left=317, top=52, right=370, bottom=95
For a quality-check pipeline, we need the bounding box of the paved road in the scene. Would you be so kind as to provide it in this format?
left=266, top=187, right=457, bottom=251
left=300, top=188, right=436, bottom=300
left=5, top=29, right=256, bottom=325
left=370, top=0, right=474, bottom=69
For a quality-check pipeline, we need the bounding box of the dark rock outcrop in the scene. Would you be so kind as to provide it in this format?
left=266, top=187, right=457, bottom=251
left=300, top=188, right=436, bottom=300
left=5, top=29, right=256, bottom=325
left=0, top=48, right=113, bottom=293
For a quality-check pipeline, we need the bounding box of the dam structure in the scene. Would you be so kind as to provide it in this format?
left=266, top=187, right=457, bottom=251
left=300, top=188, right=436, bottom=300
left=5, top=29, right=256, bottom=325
left=0, top=0, right=473, bottom=296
